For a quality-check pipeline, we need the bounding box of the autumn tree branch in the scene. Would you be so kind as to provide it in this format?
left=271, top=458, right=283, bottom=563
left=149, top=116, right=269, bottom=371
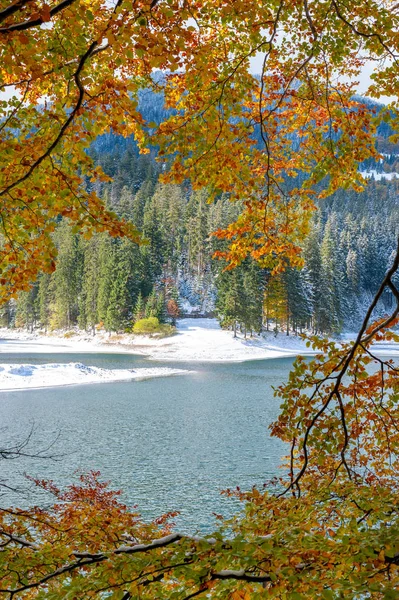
left=0, top=0, right=79, bottom=33
left=331, top=0, right=399, bottom=64
left=0, top=0, right=33, bottom=24
left=0, top=530, right=274, bottom=596
left=0, top=0, right=161, bottom=199
left=284, top=236, right=399, bottom=493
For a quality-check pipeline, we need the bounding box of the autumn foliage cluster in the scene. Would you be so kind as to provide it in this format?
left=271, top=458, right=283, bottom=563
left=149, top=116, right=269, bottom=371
left=1, top=0, right=399, bottom=598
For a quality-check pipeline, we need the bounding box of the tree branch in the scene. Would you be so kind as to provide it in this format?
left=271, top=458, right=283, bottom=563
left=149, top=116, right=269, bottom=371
left=0, top=530, right=273, bottom=595
left=331, top=0, right=399, bottom=65
left=0, top=39, right=97, bottom=199
left=0, top=0, right=33, bottom=24
left=212, top=569, right=271, bottom=583
left=0, top=530, right=38, bottom=549
left=286, top=236, right=399, bottom=492
left=0, top=0, right=78, bottom=34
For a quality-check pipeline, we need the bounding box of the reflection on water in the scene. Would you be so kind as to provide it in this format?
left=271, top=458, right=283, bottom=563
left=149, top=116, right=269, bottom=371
left=0, top=352, right=291, bottom=531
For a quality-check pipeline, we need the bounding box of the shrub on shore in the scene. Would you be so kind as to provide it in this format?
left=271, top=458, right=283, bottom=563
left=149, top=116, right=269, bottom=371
left=132, top=317, right=175, bottom=337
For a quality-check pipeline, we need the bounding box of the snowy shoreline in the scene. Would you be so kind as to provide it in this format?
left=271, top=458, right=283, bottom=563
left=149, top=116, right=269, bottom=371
left=0, top=319, right=318, bottom=363
left=0, top=318, right=397, bottom=374
left=0, top=363, right=193, bottom=392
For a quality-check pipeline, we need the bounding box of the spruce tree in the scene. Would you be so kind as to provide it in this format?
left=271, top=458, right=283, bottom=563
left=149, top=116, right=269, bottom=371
left=51, top=221, right=81, bottom=329
left=133, top=292, right=145, bottom=323
left=97, top=234, right=114, bottom=330
left=38, top=273, right=51, bottom=332
left=80, top=235, right=102, bottom=334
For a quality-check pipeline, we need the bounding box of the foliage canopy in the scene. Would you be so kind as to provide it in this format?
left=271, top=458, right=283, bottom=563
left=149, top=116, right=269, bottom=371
left=1, top=0, right=395, bottom=297
left=1, top=0, right=399, bottom=598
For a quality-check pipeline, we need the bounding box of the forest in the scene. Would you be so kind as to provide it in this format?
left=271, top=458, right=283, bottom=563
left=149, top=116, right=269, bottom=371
left=7, top=103, right=399, bottom=337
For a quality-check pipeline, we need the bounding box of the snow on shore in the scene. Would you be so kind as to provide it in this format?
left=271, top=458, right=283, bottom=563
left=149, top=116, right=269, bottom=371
left=340, top=333, right=399, bottom=356
left=0, top=319, right=397, bottom=365
left=0, top=363, right=192, bottom=392
left=0, top=320, right=315, bottom=363
left=360, top=170, right=399, bottom=181
left=143, top=319, right=314, bottom=362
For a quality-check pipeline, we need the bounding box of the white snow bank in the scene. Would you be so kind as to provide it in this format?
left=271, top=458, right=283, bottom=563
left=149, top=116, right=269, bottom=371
left=145, top=320, right=399, bottom=361
left=0, top=321, right=314, bottom=362
left=360, top=170, right=399, bottom=181
left=146, top=319, right=315, bottom=362
left=0, top=363, right=193, bottom=391
left=0, top=334, right=115, bottom=355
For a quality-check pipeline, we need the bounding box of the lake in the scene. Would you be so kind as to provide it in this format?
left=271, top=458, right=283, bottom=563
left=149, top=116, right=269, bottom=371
left=0, top=352, right=292, bottom=531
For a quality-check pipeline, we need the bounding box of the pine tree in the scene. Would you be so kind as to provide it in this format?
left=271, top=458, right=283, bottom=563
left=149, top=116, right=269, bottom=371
left=133, top=291, right=145, bottom=323
left=242, top=263, right=264, bottom=337
left=216, top=268, right=246, bottom=337
left=38, top=273, right=51, bottom=332
left=105, top=239, right=140, bottom=332
left=97, top=234, right=114, bottom=330
left=80, top=235, right=102, bottom=334
left=156, top=292, right=167, bottom=324
left=132, top=181, right=154, bottom=231
left=284, top=268, right=312, bottom=334
left=303, top=220, right=324, bottom=333
left=145, top=289, right=158, bottom=318
left=50, top=221, right=81, bottom=330
left=263, top=274, right=288, bottom=335
left=15, top=284, right=39, bottom=331
left=0, top=301, right=13, bottom=328
left=142, top=193, right=165, bottom=281
left=186, top=189, right=210, bottom=275
left=319, top=215, right=342, bottom=334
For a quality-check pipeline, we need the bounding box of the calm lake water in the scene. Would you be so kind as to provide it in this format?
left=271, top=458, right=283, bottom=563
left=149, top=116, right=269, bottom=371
left=0, top=352, right=292, bottom=531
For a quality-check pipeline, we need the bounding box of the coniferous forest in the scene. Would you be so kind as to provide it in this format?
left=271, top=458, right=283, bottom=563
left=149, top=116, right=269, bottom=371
left=5, top=92, right=399, bottom=337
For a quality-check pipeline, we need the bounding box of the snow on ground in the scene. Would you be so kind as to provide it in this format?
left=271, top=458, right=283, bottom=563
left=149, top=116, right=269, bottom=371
left=0, top=320, right=316, bottom=363
left=0, top=319, right=397, bottom=369
left=0, top=333, right=113, bottom=355
left=143, top=319, right=314, bottom=362
left=0, top=363, right=193, bottom=391
left=340, top=332, right=399, bottom=356
left=360, top=170, right=399, bottom=181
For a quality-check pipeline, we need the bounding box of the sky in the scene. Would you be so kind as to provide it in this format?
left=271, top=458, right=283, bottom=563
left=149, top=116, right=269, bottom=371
left=249, top=53, right=394, bottom=105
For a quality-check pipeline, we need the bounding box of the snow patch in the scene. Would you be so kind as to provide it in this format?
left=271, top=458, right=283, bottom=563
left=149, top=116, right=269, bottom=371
left=146, top=319, right=315, bottom=362
left=360, top=170, right=399, bottom=181
left=0, top=363, right=193, bottom=391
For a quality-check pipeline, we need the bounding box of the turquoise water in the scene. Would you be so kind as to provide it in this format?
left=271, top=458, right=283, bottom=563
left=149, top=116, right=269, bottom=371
left=0, top=352, right=292, bottom=531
